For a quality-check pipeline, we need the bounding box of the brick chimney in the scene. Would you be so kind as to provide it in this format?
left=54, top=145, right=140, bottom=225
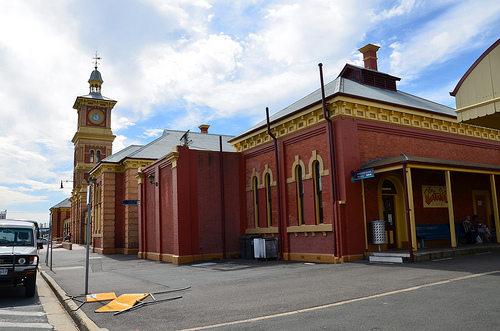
left=358, top=44, right=380, bottom=71
left=198, top=124, right=210, bottom=134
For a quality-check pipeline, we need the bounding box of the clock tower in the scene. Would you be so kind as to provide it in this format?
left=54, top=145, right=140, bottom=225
left=70, top=56, right=116, bottom=244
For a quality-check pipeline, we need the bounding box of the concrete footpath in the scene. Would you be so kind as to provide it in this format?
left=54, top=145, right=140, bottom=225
left=39, top=244, right=500, bottom=331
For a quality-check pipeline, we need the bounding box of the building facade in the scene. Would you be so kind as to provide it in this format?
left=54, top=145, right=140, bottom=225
left=49, top=198, right=71, bottom=240
left=65, top=42, right=499, bottom=264
left=229, top=44, right=500, bottom=263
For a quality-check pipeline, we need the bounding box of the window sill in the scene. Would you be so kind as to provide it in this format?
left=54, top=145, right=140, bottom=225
left=246, top=227, right=278, bottom=236
left=287, top=224, right=332, bottom=237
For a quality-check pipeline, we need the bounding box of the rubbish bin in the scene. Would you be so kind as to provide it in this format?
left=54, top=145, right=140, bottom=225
left=254, top=237, right=278, bottom=259
left=238, top=235, right=261, bottom=259
left=371, top=220, right=386, bottom=251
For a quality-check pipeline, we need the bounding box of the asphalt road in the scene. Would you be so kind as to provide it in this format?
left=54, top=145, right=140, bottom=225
left=0, top=265, right=78, bottom=331
left=40, top=245, right=500, bottom=331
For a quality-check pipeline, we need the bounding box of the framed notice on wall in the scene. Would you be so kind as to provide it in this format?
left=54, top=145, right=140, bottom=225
left=422, top=185, right=448, bottom=208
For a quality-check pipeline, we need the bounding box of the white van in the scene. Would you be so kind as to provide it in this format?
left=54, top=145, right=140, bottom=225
left=0, top=220, right=39, bottom=297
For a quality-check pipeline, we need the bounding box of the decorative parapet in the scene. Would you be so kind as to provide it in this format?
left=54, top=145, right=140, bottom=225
left=231, top=98, right=500, bottom=153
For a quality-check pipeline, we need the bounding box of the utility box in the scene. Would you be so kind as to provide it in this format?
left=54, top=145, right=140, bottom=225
left=254, top=237, right=278, bottom=259
left=371, top=220, right=386, bottom=244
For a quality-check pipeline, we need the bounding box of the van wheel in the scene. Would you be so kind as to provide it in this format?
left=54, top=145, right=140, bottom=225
left=25, top=274, right=36, bottom=297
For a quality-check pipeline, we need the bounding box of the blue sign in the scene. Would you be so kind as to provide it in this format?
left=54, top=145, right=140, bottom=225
left=123, top=200, right=139, bottom=205
left=350, top=168, right=375, bottom=183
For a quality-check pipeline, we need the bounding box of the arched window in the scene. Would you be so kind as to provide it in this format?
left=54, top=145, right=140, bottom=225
left=253, top=177, right=259, bottom=228
left=265, top=173, right=272, bottom=227
left=296, top=165, right=305, bottom=225
left=90, top=150, right=94, bottom=163
left=313, top=161, right=324, bottom=224
left=96, top=150, right=101, bottom=162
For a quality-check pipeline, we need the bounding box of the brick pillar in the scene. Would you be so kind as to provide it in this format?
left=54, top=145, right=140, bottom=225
left=101, top=172, right=116, bottom=253
left=124, top=167, right=139, bottom=253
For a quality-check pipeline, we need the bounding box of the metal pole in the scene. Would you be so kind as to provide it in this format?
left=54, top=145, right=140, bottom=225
left=318, top=63, right=339, bottom=258
left=266, top=107, right=283, bottom=259
left=85, top=182, right=92, bottom=295
left=46, top=213, right=53, bottom=270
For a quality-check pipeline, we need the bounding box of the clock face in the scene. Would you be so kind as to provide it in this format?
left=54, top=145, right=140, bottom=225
left=88, top=109, right=104, bottom=124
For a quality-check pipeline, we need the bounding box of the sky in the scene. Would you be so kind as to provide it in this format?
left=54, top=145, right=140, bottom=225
left=1, top=0, right=500, bottom=225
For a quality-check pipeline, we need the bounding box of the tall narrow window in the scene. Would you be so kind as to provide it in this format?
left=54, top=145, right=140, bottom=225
left=90, top=150, right=94, bottom=163
left=313, top=161, right=324, bottom=224
left=96, top=150, right=101, bottom=162
left=253, top=177, right=259, bottom=228
left=265, top=173, right=272, bottom=227
left=296, top=165, right=305, bottom=225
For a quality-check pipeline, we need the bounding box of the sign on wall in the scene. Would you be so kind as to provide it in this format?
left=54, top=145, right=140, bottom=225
left=422, top=185, right=448, bottom=208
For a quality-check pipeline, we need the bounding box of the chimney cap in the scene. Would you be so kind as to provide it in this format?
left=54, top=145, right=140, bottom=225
left=198, top=124, right=210, bottom=133
left=358, top=43, right=381, bottom=71
left=358, top=44, right=380, bottom=53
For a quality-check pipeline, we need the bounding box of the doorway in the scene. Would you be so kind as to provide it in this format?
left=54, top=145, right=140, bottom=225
left=382, top=194, right=397, bottom=249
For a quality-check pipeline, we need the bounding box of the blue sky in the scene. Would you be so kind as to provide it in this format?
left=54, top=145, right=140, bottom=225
left=1, top=0, right=500, bottom=225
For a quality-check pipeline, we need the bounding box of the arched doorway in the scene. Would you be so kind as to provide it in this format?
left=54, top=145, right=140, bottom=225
left=378, top=174, right=407, bottom=249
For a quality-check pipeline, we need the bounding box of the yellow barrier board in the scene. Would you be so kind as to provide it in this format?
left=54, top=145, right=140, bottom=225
left=86, top=292, right=117, bottom=302
left=95, top=293, right=150, bottom=313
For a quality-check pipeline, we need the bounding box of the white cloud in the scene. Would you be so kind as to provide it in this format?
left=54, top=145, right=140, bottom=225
left=388, top=0, right=500, bottom=81
left=1, top=0, right=499, bottom=220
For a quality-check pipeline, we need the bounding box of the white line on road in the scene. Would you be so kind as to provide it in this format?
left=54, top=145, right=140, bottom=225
left=0, top=310, right=45, bottom=316
left=179, top=270, right=500, bottom=331
left=0, top=322, right=53, bottom=329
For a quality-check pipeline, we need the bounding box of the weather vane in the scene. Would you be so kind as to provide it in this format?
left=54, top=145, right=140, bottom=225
left=92, top=51, right=101, bottom=70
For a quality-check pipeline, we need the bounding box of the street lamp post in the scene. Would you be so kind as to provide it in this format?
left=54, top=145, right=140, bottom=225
left=85, top=177, right=95, bottom=295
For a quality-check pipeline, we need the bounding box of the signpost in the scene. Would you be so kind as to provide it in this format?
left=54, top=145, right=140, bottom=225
left=351, top=169, right=375, bottom=183
left=123, top=200, right=139, bottom=205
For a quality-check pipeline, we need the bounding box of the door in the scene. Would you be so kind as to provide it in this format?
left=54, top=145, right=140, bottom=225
left=473, top=192, right=491, bottom=229
left=382, top=195, right=397, bottom=249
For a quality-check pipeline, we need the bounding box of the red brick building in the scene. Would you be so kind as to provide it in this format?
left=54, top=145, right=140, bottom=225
left=230, top=44, right=500, bottom=263
left=138, top=143, right=242, bottom=264
left=49, top=198, right=71, bottom=240
left=67, top=43, right=500, bottom=264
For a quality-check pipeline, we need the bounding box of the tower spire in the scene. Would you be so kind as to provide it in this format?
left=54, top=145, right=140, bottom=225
left=88, top=52, right=103, bottom=94
left=92, top=51, right=101, bottom=70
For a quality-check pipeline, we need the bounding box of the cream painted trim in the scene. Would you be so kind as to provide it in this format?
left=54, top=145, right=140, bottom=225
left=287, top=155, right=306, bottom=183
left=408, top=164, right=500, bottom=176
left=261, top=164, right=276, bottom=187
left=490, top=175, right=500, bottom=244
left=374, top=165, right=403, bottom=174
left=246, top=227, right=278, bottom=235
left=405, top=167, right=417, bottom=251
left=445, top=171, right=457, bottom=247
left=231, top=96, right=500, bottom=153
left=287, top=224, right=332, bottom=237
left=284, top=252, right=343, bottom=263
left=307, top=150, right=329, bottom=177
left=165, top=147, right=180, bottom=168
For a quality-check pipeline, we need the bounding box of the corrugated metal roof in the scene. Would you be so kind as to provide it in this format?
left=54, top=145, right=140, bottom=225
left=102, top=129, right=236, bottom=164
left=51, top=198, right=71, bottom=209
left=360, top=154, right=500, bottom=172
left=75, top=92, right=116, bottom=102
left=234, top=76, right=455, bottom=140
